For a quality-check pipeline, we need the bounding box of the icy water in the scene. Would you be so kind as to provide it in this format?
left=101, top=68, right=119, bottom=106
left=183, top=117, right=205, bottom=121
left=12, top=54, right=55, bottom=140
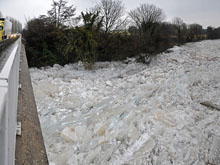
left=30, top=40, right=220, bottom=165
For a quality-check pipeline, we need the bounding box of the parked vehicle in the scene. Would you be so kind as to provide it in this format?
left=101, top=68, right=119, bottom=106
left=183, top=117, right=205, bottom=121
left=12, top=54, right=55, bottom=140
left=0, top=18, right=12, bottom=41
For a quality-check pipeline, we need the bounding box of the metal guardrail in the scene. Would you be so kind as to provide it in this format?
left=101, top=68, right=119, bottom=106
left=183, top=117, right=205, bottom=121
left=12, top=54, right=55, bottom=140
left=0, top=37, right=21, bottom=165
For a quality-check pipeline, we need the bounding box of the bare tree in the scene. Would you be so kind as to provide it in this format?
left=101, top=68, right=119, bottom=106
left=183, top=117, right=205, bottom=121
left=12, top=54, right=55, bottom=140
left=172, top=17, right=184, bottom=28
left=172, top=17, right=187, bottom=41
left=128, top=4, right=166, bottom=33
left=48, top=0, right=76, bottom=27
left=187, top=23, right=203, bottom=41
left=95, top=0, right=126, bottom=33
left=188, top=23, right=203, bottom=35
left=7, top=16, right=22, bottom=33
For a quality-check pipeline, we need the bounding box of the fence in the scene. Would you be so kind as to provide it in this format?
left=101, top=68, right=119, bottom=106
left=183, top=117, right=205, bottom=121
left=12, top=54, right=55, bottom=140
left=0, top=38, right=21, bottom=165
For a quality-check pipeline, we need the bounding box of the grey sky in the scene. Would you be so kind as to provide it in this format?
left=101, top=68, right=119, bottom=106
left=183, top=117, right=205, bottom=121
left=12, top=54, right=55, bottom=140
left=0, top=0, right=220, bottom=28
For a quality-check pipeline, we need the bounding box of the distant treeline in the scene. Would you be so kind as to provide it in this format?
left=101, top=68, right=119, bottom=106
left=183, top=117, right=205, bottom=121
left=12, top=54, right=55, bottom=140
left=22, top=0, right=220, bottom=68
left=0, top=11, right=23, bottom=34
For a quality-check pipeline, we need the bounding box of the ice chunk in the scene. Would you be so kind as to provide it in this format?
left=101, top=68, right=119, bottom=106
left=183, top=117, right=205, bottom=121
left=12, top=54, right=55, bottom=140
left=82, top=129, right=93, bottom=144
left=49, top=162, right=56, bottom=165
left=61, top=125, right=87, bottom=143
left=97, top=125, right=107, bottom=136
left=59, top=95, right=82, bottom=109
left=155, top=111, right=176, bottom=127
left=155, top=152, right=168, bottom=165
left=128, top=123, right=141, bottom=141
left=183, top=147, right=199, bottom=164
left=209, top=136, right=220, bottom=165
left=106, top=80, right=113, bottom=87
left=61, top=126, right=78, bottom=142
left=86, top=146, right=101, bottom=163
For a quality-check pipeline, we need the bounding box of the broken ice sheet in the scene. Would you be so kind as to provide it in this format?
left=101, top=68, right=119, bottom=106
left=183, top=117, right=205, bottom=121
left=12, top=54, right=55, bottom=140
left=30, top=40, right=220, bottom=165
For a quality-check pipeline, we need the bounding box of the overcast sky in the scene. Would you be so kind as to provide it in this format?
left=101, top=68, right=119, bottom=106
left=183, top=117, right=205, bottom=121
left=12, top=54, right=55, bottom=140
left=0, top=0, right=220, bottom=28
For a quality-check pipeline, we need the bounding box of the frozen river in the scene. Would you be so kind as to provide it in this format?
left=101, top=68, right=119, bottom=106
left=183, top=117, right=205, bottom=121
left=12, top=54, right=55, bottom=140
left=30, top=40, right=220, bottom=165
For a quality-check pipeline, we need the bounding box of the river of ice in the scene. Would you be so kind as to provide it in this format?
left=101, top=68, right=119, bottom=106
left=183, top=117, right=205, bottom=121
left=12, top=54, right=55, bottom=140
left=30, top=40, right=220, bottom=165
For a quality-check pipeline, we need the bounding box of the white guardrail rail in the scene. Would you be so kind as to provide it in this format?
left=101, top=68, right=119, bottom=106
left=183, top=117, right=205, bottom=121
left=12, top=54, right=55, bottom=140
left=0, top=38, right=21, bottom=165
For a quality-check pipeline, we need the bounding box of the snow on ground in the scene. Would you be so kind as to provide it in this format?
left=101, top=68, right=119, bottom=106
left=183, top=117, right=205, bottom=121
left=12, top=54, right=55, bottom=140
left=30, top=40, right=220, bottom=165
